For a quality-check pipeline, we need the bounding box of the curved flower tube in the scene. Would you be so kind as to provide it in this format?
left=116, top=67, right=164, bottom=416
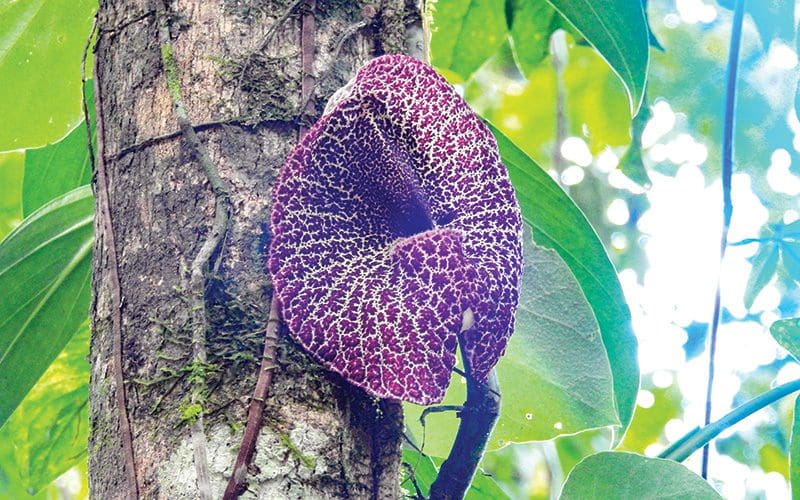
left=269, top=55, right=522, bottom=405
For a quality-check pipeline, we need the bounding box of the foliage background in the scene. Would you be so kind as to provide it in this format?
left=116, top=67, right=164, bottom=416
left=1, top=0, right=800, bottom=498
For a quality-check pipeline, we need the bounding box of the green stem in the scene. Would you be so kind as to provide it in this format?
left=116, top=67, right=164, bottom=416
left=660, top=378, right=800, bottom=463
left=701, top=0, right=746, bottom=479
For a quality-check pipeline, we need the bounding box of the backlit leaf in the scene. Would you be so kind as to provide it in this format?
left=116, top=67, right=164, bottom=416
left=429, top=0, right=508, bottom=80
left=770, top=317, right=800, bottom=362
left=23, top=81, right=95, bottom=216
left=0, top=325, right=88, bottom=493
left=781, top=241, right=800, bottom=282
left=507, top=0, right=557, bottom=77
left=0, top=0, right=96, bottom=150
left=744, top=242, right=779, bottom=309
left=545, top=0, right=650, bottom=114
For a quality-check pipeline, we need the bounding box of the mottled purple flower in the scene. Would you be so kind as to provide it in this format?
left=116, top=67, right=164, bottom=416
left=269, top=55, right=522, bottom=405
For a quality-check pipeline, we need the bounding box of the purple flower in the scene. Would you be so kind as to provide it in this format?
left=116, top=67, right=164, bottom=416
left=269, top=55, right=522, bottom=405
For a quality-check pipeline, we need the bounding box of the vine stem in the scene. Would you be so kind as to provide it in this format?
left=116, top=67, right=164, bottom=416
left=662, top=378, right=800, bottom=463
left=429, top=334, right=500, bottom=499
left=156, top=1, right=233, bottom=497
left=701, top=0, right=745, bottom=479
left=223, top=296, right=280, bottom=499
left=92, top=16, right=140, bottom=500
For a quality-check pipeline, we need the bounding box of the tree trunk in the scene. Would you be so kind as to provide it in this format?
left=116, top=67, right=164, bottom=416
left=89, top=0, right=422, bottom=497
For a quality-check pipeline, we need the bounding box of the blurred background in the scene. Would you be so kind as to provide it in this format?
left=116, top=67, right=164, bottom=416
left=460, top=0, right=800, bottom=498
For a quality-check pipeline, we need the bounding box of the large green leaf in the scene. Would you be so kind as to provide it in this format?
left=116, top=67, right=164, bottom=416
left=0, top=152, right=23, bottom=241
left=0, top=0, right=96, bottom=151
left=404, top=226, right=617, bottom=455
left=545, top=0, right=649, bottom=114
left=0, top=324, right=89, bottom=493
left=23, top=81, right=95, bottom=217
left=488, top=122, right=638, bottom=443
left=559, top=451, right=722, bottom=499
left=0, top=185, right=93, bottom=427
left=493, top=226, right=617, bottom=443
left=428, top=0, right=508, bottom=80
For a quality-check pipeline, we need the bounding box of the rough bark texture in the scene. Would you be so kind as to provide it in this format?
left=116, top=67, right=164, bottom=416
left=89, top=0, right=422, bottom=497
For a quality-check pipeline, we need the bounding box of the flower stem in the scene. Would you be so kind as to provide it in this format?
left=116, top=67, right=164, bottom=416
left=429, top=345, right=500, bottom=499
left=702, top=0, right=746, bottom=479
left=661, top=378, right=800, bottom=463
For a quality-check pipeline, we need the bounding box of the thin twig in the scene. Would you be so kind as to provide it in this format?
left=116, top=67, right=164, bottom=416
left=92, top=25, right=140, bottom=500
left=702, top=0, right=745, bottom=479
left=223, top=297, right=280, bottom=499
left=156, top=2, right=233, bottom=497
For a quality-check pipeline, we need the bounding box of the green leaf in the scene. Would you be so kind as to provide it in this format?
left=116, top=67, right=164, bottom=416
left=489, top=122, right=638, bottom=444
left=507, top=0, right=557, bottom=77
left=492, top=225, right=617, bottom=444
left=545, top=0, right=650, bottom=114
left=400, top=449, right=509, bottom=499
left=791, top=396, right=800, bottom=499
left=641, top=0, right=664, bottom=51
left=429, top=0, right=508, bottom=80
left=770, top=318, right=800, bottom=362
left=744, top=242, right=779, bottom=309
left=0, top=0, right=96, bottom=151
left=23, top=81, right=95, bottom=217
left=619, top=384, right=683, bottom=454
left=0, top=325, right=88, bottom=493
left=0, top=185, right=93, bottom=427
left=401, top=449, right=437, bottom=498
left=618, top=99, right=652, bottom=188
left=404, top=226, right=618, bottom=454
left=781, top=241, right=800, bottom=282
left=560, top=451, right=722, bottom=499
left=0, top=152, right=23, bottom=241
left=489, top=43, right=632, bottom=157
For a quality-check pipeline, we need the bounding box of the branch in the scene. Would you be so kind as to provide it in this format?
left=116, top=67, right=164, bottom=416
left=92, top=23, right=140, bottom=499
left=223, top=296, right=280, bottom=499
left=702, top=0, right=745, bottom=479
left=662, top=378, right=800, bottom=463
left=156, top=2, right=233, bottom=498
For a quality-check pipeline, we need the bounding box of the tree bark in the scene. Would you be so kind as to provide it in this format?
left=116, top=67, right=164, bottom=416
left=89, top=0, right=422, bottom=497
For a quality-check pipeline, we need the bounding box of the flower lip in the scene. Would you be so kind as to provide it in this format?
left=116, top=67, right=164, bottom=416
left=269, top=54, right=523, bottom=405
